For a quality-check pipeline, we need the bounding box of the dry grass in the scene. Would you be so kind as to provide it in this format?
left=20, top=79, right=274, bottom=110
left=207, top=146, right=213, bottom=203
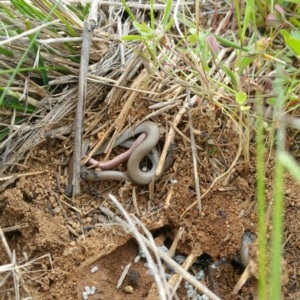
left=1, top=0, right=299, bottom=299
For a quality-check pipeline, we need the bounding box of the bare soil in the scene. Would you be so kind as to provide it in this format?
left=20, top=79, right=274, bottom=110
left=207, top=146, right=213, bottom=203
left=1, top=105, right=300, bottom=300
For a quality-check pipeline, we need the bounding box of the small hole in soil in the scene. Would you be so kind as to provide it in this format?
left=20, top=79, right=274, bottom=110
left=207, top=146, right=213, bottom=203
left=194, top=253, right=212, bottom=269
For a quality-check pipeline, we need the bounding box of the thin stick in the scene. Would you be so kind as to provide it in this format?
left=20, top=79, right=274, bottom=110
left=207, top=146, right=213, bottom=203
left=0, top=170, right=44, bottom=181
left=0, top=226, right=12, bottom=258
left=2, top=224, right=29, bottom=233
left=72, top=20, right=92, bottom=195
left=116, top=263, right=131, bottom=289
left=132, top=187, right=140, bottom=215
left=169, top=253, right=198, bottom=298
left=187, top=90, right=201, bottom=212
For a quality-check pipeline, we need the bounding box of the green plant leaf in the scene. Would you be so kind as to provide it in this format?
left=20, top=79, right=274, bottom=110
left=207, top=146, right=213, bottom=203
left=221, top=66, right=238, bottom=88
left=277, top=152, right=300, bottom=185
left=280, top=29, right=300, bottom=56
left=122, top=35, right=148, bottom=41
left=290, top=17, right=300, bottom=28
left=164, top=18, right=174, bottom=32
left=188, top=34, right=198, bottom=44
left=162, top=0, right=172, bottom=31
left=0, top=47, right=13, bottom=57
left=133, top=21, right=154, bottom=38
left=0, top=97, right=36, bottom=113
left=267, top=97, right=277, bottom=105
left=120, top=0, right=135, bottom=21
left=236, top=91, right=247, bottom=105
left=290, top=30, right=300, bottom=39
left=25, top=19, right=49, bottom=86
left=242, top=5, right=252, bottom=43
left=240, top=105, right=251, bottom=111
left=150, top=0, right=154, bottom=30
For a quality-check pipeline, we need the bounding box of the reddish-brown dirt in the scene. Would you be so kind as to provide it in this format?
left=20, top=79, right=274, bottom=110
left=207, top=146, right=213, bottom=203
left=1, top=106, right=300, bottom=300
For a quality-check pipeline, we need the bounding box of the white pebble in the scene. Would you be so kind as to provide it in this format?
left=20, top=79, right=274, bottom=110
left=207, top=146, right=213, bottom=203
left=202, top=294, right=209, bottom=300
left=82, top=291, right=88, bottom=300
left=144, top=263, right=150, bottom=268
left=138, top=246, right=146, bottom=258
left=84, top=286, right=91, bottom=295
left=195, top=270, right=205, bottom=280
left=134, top=255, right=141, bottom=263
left=158, top=245, right=169, bottom=254
left=91, top=286, right=96, bottom=294
left=91, top=266, right=98, bottom=273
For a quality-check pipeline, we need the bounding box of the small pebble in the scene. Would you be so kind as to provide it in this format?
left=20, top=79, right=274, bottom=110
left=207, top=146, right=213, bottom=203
left=202, top=294, right=209, bottom=300
left=90, top=286, right=96, bottom=294
left=82, top=291, right=88, bottom=300
left=86, top=217, right=92, bottom=223
left=84, top=286, right=91, bottom=295
left=91, top=266, right=98, bottom=273
left=134, top=255, right=141, bottom=263
left=158, top=245, right=169, bottom=254
left=195, top=270, right=205, bottom=280
left=124, top=285, right=134, bottom=294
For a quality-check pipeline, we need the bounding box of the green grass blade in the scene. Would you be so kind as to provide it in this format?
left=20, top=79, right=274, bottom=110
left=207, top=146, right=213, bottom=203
left=0, top=3, right=16, bottom=18
left=255, top=91, right=267, bottom=300
left=0, top=47, right=14, bottom=57
left=43, top=1, right=78, bottom=37
left=150, top=0, right=155, bottom=30
left=10, top=0, right=35, bottom=17
left=25, top=19, right=49, bottom=86
left=270, top=74, right=286, bottom=300
left=278, top=152, right=300, bottom=184
left=234, top=0, right=242, bottom=44
left=0, top=116, right=25, bottom=141
left=270, top=155, right=284, bottom=299
left=11, top=0, right=46, bottom=20
left=120, top=0, right=135, bottom=21
left=0, top=66, right=67, bottom=75
left=162, top=0, right=172, bottom=31
left=0, top=0, right=63, bottom=106
left=82, top=3, right=90, bottom=16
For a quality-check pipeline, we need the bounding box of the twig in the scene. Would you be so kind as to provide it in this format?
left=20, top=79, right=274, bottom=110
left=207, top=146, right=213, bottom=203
left=187, top=90, right=201, bottom=212
left=116, top=263, right=131, bottom=289
left=0, top=170, right=45, bottom=181
left=2, top=224, right=29, bottom=233
left=169, top=253, right=198, bottom=298
left=72, top=20, right=93, bottom=195
left=132, top=187, right=140, bottom=215
left=1, top=109, right=16, bottom=166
